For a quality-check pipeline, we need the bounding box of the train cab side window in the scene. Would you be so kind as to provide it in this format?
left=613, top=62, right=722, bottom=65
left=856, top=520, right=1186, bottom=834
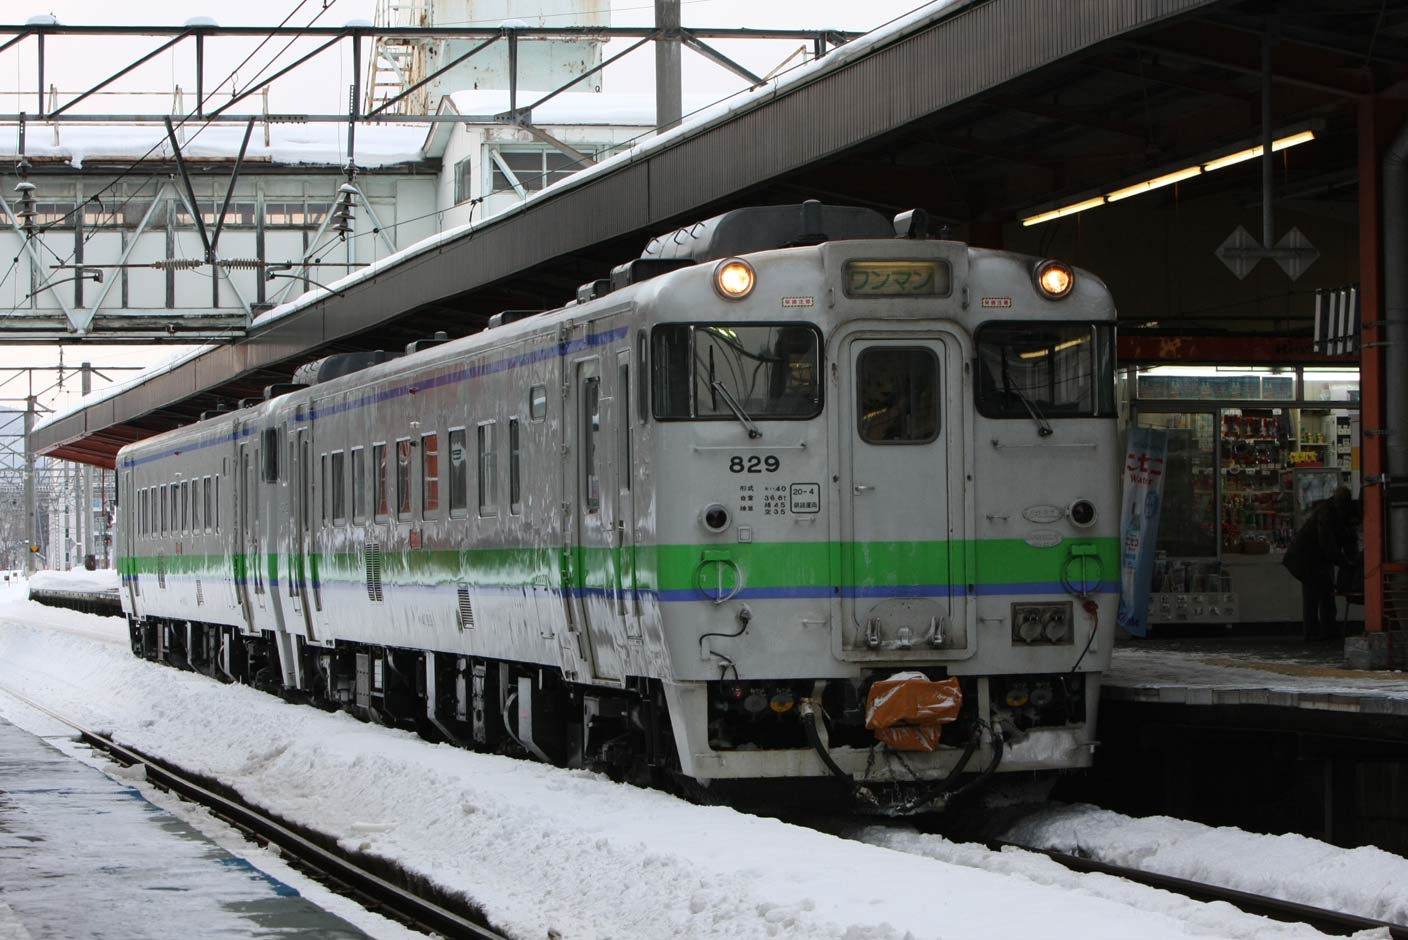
left=477, top=422, right=497, bottom=517
left=331, top=451, right=347, bottom=525
left=351, top=448, right=366, bottom=523
left=583, top=377, right=601, bottom=515
left=857, top=347, right=940, bottom=444
left=422, top=433, right=440, bottom=515
left=395, top=439, right=413, bottom=521
left=618, top=364, right=631, bottom=492
left=636, top=331, right=649, bottom=424
left=448, top=429, right=468, bottom=515
left=508, top=419, right=521, bottom=515
left=319, top=454, right=329, bottom=526
left=529, top=385, right=547, bottom=421
left=262, top=428, right=279, bottom=482
left=373, top=444, right=388, bottom=520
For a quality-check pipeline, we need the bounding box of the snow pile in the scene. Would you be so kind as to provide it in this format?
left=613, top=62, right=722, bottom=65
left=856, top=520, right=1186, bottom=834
left=0, top=599, right=1358, bottom=940
left=28, top=568, right=120, bottom=595
left=1109, top=647, right=1408, bottom=701
left=1001, top=804, right=1408, bottom=926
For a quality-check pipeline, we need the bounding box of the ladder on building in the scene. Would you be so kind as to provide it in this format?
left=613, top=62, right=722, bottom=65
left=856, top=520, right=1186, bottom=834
left=365, top=0, right=431, bottom=115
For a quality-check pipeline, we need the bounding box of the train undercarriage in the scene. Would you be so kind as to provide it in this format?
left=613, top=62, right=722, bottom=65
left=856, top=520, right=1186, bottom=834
left=128, top=614, right=1080, bottom=813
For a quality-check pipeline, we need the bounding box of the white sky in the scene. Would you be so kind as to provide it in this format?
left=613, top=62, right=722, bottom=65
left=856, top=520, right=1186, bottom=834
left=1, top=0, right=932, bottom=416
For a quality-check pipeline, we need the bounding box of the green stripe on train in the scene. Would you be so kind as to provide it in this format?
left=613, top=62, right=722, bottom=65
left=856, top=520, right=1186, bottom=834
left=118, top=538, right=1117, bottom=592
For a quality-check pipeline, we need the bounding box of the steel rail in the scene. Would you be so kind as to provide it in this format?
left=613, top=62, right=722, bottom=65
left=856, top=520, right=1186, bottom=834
left=0, top=684, right=509, bottom=940
left=997, top=840, right=1408, bottom=939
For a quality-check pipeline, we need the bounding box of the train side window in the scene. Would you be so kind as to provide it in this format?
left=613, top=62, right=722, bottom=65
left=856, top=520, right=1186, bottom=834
left=448, top=428, right=468, bottom=515
left=857, top=347, right=940, bottom=444
left=170, top=484, right=180, bottom=534
left=183, top=481, right=190, bottom=532
left=395, top=439, right=413, bottom=521
left=351, top=447, right=366, bottom=523
left=421, top=433, right=440, bottom=515
left=331, top=451, right=347, bottom=525
left=204, top=478, right=213, bottom=532
left=213, top=476, right=220, bottom=532
left=320, top=454, right=329, bottom=526
left=508, top=419, right=521, bottom=515
left=477, top=422, right=497, bottom=517
left=192, top=480, right=201, bottom=531
left=372, top=443, right=388, bottom=520
left=262, top=428, right=279, bottom=481
left=529, top=385, right=547, bottom=421
left=159, top=484, right=167, bottom=534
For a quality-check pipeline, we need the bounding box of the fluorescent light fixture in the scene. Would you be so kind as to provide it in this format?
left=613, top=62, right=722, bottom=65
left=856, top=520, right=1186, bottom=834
left=1106, top=166, right=1202, bottom=202
left=1201, top=130, right=1316, bottom=172
left=1021, top=196, right=1106, bottom=227
left=1020, top=129, right=1317, bottom=226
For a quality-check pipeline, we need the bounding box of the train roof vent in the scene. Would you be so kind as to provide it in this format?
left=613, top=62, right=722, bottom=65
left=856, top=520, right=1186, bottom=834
left=405, top=331, right=450, bottom=355
left=487, top=310, right=541, bottom=329
left=642, top=200, right=892, bottom=262
left=576, top=278, right=611, bottom=304
left=264, top=382, right=308, bottom=401
left=609, top=258, right=695, bottom=292
left=292, top=350, right=400, bottom=386
left=237, top=397, right=263, bottom=410
left=198, top=403, right=233, bottom=421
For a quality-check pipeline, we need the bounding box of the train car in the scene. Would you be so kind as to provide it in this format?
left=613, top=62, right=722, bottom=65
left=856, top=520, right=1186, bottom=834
left=116, top=202, right=1119, bottom=810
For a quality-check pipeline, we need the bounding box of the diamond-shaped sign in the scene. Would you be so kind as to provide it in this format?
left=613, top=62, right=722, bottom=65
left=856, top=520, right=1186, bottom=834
left=1274, top=226, right=1319, bottom=280
left=1215, top=225, right=1261, bottom=280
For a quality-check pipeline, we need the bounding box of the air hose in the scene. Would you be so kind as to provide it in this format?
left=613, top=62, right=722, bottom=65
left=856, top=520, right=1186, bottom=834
left=799, top=699, right=853, bottom=783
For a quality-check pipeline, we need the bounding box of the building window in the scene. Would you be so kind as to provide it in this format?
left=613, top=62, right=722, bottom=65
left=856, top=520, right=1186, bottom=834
left=490, top=148, right=591, bottom=195
left=454, top=156, right=474, bottom=204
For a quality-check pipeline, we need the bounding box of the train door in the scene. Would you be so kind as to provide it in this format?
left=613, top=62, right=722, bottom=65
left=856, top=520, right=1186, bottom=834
left=569, top=352, right=625, bottom=683
left=260, top=424, right=299, bottom=688
left=615, top=347, right=641, bottom=639
left=837, top=331, right=969, bottom=658
left=121, top=470, right=139, bottom=612
left=289, top=422, right=317, bottom=641
left=234, top=431, right=259, bottom=624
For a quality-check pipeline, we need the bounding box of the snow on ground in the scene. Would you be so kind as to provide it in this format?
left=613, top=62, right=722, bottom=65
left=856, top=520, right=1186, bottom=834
left=1000, top=804, right=1408, bottom=926
left=0, top=588, right=1391, bottom=940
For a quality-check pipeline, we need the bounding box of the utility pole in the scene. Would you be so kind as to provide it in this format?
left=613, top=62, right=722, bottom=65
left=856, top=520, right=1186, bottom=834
left=23, top=394, right=35, bottom=574
left=81, top=362, right=93, bottom=567
left=655, top=0, right=681, bottom=131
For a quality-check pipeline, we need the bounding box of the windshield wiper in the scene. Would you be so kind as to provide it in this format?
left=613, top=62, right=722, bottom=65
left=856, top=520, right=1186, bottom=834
left=1008, top=384, right=1054, bottom=437
left=710, top=380, right=762, bottom=439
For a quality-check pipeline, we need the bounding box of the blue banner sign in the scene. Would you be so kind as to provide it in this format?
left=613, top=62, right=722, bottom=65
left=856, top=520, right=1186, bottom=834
left=1118, top=427, right=1169, bottom=637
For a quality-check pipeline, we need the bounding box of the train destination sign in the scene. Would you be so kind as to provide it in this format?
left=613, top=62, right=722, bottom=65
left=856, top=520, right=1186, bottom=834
left=844, top=260, right=951, bottom=297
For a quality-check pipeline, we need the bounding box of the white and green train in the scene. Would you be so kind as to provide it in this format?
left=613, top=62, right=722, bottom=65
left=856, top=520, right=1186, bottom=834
left=117, top=202, right=1119, bottom=810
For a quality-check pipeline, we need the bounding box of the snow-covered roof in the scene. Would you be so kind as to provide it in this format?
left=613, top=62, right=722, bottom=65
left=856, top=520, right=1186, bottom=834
left=37, top=1, right=968, bottom=436
left=0, top=122, right=429, bottom=170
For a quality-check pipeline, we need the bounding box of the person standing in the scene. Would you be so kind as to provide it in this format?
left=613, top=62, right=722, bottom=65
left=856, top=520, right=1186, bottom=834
left=1282, top=486, right=1358, bottom=640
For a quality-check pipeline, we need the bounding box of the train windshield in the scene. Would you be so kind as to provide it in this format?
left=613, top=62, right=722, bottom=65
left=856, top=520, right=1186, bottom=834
left=652, top=323, right=822, bottom=420
left=975, top=321, right=1116, bottom=419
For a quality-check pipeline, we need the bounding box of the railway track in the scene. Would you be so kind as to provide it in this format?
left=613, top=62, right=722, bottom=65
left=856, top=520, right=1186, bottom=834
left=998, top=839, right=1408, bottom=939
left=0, top=685, right=508, bottom=940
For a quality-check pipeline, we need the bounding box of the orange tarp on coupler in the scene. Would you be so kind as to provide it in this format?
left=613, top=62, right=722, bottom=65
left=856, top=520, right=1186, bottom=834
left=864, top=672, right=963, bottom=752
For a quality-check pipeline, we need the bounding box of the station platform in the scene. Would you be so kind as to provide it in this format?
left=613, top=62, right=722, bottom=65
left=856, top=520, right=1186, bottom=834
left=0, top=716, right=371, bottom=940
left=1085, top=637, right=1408, bottom=854
left=1105, top=637, right=1408, bottom=718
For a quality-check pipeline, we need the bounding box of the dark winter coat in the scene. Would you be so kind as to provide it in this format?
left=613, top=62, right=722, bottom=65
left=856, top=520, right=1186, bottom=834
left=1282, top=492, right=1356, bottom=585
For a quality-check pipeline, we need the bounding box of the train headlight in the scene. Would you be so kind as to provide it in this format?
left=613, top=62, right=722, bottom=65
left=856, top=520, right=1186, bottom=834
left=1068, top=498, right=1097, bottom=527
left=1034, top=260, right=1074, bottom=299
left=701, top=503, right=730, bottom=532
left=714, top=258, right=755, bottom=300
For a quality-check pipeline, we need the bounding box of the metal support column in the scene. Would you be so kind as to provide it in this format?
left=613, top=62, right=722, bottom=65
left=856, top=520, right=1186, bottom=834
left=81, top=362, right=93, bottom=565
left=655, top=0, right=681, bottom=130
left=23, top=395, right=35, bottom=573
